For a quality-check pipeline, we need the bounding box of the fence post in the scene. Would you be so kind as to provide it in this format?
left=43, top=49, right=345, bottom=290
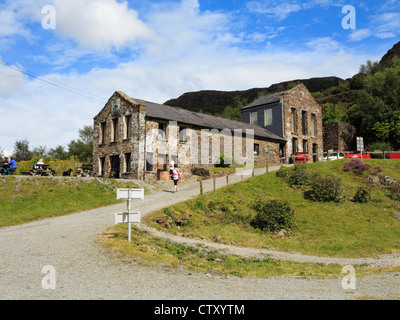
left=266, top=160, right=269, bottom=173
left=226, top=174, right=229, bottom=186
left=200, top=179, right=203, bottom=195
left=213, top=175, right=216, bottom=191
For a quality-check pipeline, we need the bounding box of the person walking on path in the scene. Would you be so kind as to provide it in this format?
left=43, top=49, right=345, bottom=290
left=171, top=164, right=181, bottom=193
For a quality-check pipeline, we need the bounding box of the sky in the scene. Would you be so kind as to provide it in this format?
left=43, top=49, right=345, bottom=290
left=0, top=0, right=399, bottom=157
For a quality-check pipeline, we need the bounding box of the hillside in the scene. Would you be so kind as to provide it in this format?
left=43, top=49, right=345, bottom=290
left=164, top=76, right=346, bottom=116
left=164, top=41, right=400, bottom=118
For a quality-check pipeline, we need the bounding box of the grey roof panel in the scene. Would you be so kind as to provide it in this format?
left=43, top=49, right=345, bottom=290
left=241, top=91, right=284, bottom=110
left=133, top=98, right=285, bottom=142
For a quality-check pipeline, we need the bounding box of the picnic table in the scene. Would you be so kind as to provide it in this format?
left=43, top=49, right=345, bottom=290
left=30, top=164, right=57, bottom=177
left=0, top=163, right=11, bottom=175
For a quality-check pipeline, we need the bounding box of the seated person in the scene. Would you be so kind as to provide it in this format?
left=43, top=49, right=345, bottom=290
left=30, top=159, right=45, bottom=175
left=6, top=156, right=17, bottom=175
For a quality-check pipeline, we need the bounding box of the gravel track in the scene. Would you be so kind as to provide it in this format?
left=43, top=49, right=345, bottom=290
left=1, top=169, right=400, bottom=300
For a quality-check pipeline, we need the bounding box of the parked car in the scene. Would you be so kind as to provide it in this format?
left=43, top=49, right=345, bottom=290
left=323, top=152, right=345, bottom=162
left=344, top=151, right=371, bottom=159
left=295, top=152, right=309, bottom=163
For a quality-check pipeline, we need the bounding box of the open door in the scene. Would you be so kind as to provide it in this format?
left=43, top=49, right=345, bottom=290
left=110, top=155, right=120, bottom=178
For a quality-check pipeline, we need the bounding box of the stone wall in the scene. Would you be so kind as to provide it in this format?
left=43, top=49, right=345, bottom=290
left=93, top=92, right=280, bottom=181
left=281, top=84, right=324, bottom=162
left=323, top=121, right=356, bottom=152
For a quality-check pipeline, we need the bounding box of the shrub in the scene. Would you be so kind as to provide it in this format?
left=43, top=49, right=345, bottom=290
left=343, top=159, right=371, bottom=175
left=192, top=167, right=210, bottom=177
left=251, top=199, right=296, bottom=233
left=353, top=186, right=371, bottom=203
left=216, top=155, right=233, bottom=168
left=275, top=167, right=290, bottom=178
left=288, top=163, right=309, bottom=186
left=367, top=142, right=393, bottom=159
left=390, top=183, right=400, bottom=201
left=304, top=175, right=344, bottom=203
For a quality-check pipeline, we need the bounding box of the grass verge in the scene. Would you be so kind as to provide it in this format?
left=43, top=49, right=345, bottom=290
left=144, top=160, right=400, bottom=259
left=101, top=224, right=400, bottom=278
left=0, top=176, right=142, bottom=227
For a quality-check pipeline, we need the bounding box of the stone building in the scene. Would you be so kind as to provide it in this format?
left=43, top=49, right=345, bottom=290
left=241, top=84, right=324, bottom=162
left=93, top=91, right=286, bottom=181
left=323, top=121, right=356, bottom=152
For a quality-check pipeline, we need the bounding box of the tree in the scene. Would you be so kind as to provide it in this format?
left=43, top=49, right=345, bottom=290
left=14, top=139, right=32, bottom=161
left=32, top=146, right=48, bottom=159
left=68, top=125, right=93, bottom=163
left=322, top=103, right=347, bottom=124
left=49, top=145, right=69, bottom=160
left=359, top=60, right=380, bottom=75
left=349, top=57, right=400, bottom=148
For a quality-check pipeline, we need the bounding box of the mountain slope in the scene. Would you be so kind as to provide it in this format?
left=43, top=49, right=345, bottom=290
left=164, top=77, right=346, bottom=116
left=164, top=41, right=400, bottom=119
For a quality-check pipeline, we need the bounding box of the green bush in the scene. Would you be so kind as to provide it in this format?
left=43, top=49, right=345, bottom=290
left=304, top=175, right=344, bottom=203
left=251, top=199, right=296, bottom=233
left=275, top=167, right=290, bottom=178
left=390, top=183, right=400, bottom=201
left=367, top=142, right=393, bottom=159
left=216, top=155, right=233, bottom=168
left=353, top=186, right=371, bottom=203
left=288, top=163, right=310, bottom=186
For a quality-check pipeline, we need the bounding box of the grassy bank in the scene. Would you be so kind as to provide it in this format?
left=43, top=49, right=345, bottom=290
left=0, top=176, right=141, bottom=227
left=144, top=159, right=400, bottom=259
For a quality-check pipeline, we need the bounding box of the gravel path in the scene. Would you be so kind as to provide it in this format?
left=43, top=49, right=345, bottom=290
left=1, top=168, right=400, bottom=300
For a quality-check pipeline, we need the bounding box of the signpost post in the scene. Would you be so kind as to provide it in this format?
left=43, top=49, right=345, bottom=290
left=115, top=189, right=144, bottom=242
left=357, top=137, right=364, bottom=158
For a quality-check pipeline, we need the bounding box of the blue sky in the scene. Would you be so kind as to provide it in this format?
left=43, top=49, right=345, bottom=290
left=0, top=0, right=399, bottom=156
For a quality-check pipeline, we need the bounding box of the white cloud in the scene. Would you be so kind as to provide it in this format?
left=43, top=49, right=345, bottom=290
left=0, top=60, right=28, bottom=97
left=0, top=0, right=379, bottom=153
left=246, top=1, right=302, bottom=21
left=307, top=37, right=341, bottom=51
left=348, top=28, right=372, bottom=41
left=53, top=0, right=154, bottom=50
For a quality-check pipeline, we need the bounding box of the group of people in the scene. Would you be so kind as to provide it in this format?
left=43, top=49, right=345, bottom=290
left=1, top=156, right=17, bottom=175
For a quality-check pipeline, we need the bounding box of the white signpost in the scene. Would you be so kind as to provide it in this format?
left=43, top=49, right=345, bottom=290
left=115, top=189, right=144, bottom=242
left=357, top=137, right=364, bottom=158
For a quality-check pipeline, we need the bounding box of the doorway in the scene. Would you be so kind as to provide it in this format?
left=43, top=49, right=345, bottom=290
left=312, top=144, right=318, bottom=163
left=110, top=155, right=120, bottom=178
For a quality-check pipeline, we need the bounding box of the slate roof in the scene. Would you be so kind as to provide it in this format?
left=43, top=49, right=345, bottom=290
left=116, top=92, right=285, bottom=142
left=241, top=91, right=285, bottom=110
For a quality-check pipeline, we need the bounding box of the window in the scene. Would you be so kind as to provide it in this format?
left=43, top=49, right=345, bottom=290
left=311, top=114, right=317, bottom=137
left=302, top=111, right=307, bottom=135
left=291, top=108, right=297, bottom=134
left=125, top=115, right=132, bottom=139
left=179, top=127, right=187, bottom=143
left=157, top=154, right=167, bottom=171
left=100, top=122, right=106, bottom=144
left=124, top=153, right=131, bottom=172
left=250, top=111, right=258, bottom=126
left=292, top=138, right=298, bottom=155
left=111, top=98, right=120, bottom=117
left=111, top=118, right=118, bottom=142
left=146, top=152, right=154, bottom=172
left=264, top=108, right=273, bottom=126
left=158, top=122, right=167, bottom=140
left=99, top=157, right=105, bottom=176
left=254, top=143, right=260, bottom=156
left=303, top=140, right=308, bottom=153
